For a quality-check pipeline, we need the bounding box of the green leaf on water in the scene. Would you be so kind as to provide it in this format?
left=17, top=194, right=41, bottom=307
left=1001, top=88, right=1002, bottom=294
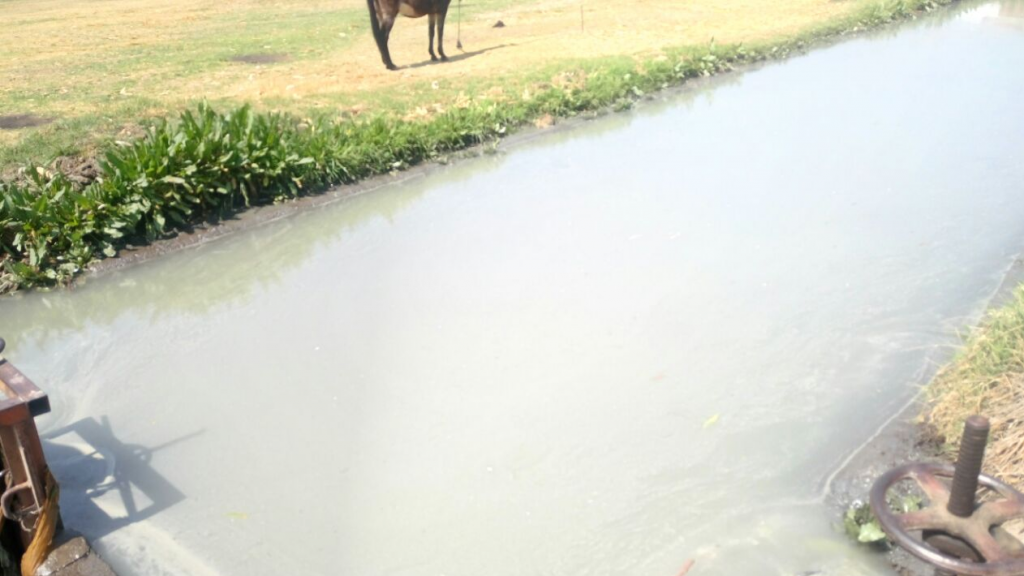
left=843, top=495, right=922, bottom=545
left=857, top=520, right=887, bottom=543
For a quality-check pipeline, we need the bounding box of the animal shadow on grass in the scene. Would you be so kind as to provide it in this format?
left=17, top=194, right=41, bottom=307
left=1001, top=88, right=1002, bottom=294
left=403, top=43, right=511, bottom=69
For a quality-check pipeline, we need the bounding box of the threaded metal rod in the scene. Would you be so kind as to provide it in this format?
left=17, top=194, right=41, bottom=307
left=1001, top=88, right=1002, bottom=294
left=947, top=415, right=990, bottom=518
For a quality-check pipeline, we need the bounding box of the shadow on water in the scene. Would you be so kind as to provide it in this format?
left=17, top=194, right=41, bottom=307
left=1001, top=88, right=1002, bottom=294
left=43, top=416, right=200, bottom=540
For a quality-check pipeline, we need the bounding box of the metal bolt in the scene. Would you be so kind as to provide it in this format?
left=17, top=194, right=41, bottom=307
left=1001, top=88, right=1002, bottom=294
left=947, top=415, right=990, bottom=518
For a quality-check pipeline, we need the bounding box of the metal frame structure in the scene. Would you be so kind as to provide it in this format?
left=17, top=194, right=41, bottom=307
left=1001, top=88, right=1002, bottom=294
left=0, top=338, right=58, bottom=548
left=872, top=416, right=1024, bottom=576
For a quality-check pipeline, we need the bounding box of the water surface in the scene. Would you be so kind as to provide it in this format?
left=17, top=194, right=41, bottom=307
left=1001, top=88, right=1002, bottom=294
left=3, top=2, right=1024, bottom=574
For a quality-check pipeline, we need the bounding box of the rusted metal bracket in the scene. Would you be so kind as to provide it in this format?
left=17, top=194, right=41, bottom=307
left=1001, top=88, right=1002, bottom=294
left=0, top=337, right=59, bottom=548
left=871, top=416, right=1024, bottom=576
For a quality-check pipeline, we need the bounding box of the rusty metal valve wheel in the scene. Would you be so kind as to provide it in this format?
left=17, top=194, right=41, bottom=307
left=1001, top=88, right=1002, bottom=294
left=871, top=462, right=1024, bottom=576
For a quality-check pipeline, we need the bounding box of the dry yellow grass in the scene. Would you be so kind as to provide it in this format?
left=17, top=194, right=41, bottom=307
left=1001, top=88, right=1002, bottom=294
left=215, top=0, right=856, bottom=99
left=1, top=0, right=863, bottom=156
left=3, top=0, right=857, bottom=96
left=926, top=286, right=1024, bottom=491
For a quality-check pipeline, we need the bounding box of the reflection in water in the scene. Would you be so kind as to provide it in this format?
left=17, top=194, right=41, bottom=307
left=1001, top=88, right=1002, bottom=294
left=995, top=0, right=1024, bottom=28
left=0, top=175, right=435, bottom=342
left=1, top=2, right=1024, bottom=575
left=951, top=0, right=1024, bottom=28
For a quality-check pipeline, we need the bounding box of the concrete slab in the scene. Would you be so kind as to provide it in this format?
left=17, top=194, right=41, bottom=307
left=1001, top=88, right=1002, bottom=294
left=36, top=532, right=115, bottom=576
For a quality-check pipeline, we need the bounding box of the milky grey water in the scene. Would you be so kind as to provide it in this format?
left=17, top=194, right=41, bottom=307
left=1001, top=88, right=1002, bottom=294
left=2, top=2, right=1024, bottom=574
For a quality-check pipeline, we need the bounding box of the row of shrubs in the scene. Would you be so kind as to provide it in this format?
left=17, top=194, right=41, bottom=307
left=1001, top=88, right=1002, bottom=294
left=0, top=0, right=951, bottom=293
left=0, top=49, right=736, bottom=292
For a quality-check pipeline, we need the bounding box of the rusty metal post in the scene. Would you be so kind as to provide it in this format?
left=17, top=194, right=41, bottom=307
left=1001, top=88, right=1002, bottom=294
left=0, top=337, right=59, bottom=549
left=947, top=415, right=990, bottom=518
left=932, top=415, right=992, bottom=576
left=871, top=414, right=1024, bottom=576
left=927, top=415, right=990, bottom=576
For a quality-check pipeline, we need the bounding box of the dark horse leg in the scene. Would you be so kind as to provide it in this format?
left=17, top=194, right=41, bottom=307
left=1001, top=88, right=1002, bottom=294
left=366, top=0, right=398, bottom=70
left=380, top=15, right=397, bottom=69
left=436, top=7, right=449, bottom=61
left=429, top=14, right=438, bottom=61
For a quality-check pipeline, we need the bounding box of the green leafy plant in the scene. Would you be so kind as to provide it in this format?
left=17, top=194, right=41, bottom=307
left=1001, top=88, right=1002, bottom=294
left=844, top=495, right=922, bottom=544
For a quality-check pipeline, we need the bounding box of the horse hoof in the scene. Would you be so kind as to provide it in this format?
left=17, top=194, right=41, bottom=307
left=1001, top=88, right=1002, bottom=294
left=430, top=54, right=438, bottom=62
left=386, top=63, right=398, bottom=71
left=440, top=55, right=449, bottom=62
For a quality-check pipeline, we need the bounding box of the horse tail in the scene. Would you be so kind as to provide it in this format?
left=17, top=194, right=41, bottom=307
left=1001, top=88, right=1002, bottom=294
left=456, top=0, right=463, bottom=49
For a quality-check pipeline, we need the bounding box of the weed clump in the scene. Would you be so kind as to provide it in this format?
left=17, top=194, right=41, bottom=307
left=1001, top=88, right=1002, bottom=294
left=925, top=287, right=1024, bottom=491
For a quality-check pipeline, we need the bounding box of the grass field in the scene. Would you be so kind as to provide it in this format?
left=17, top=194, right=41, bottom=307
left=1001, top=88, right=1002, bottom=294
left=2, top=0, right=871, bottom=169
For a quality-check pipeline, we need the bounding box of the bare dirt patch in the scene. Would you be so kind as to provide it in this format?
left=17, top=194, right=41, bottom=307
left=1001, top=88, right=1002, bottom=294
left=0, top=114, right=54, bottom=130
left=51, top=156, right=102, bottom=187
left=229, top=53, right=291, bottom=64
left=1, top=155, right=101, bottom=188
